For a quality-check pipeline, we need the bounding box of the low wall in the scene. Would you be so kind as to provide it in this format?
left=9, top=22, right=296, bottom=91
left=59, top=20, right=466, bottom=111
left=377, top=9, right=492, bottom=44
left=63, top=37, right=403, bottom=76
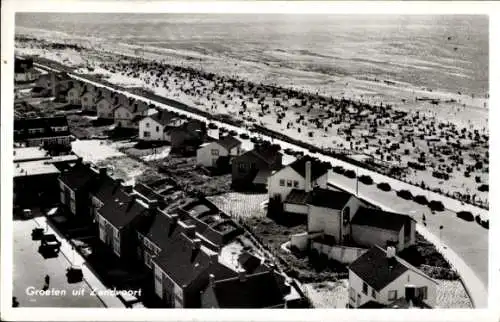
left=290, top=232, right=309, bottom=251
left=311, top=242, right=368, bottom=264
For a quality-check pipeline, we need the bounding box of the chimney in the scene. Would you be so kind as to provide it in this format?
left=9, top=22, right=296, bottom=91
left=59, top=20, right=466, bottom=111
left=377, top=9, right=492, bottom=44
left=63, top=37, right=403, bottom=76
left=238, top=270, right=247, bottom=283
left=148, top=199, right=159, bottom=209
left=168, top=213, right=179, bottom=225
left=209, top=273, right=215, bottom=287
left=386, top=245, right=396, bottom=258
left=305, top=160, right=312, bottom=193
left=127, top=196, right=136, bottom=211
left=99, top=167, right=107, bottom=177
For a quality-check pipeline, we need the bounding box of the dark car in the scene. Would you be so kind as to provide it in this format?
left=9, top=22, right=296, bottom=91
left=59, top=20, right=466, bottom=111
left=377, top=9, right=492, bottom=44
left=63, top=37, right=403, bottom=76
left=31, top=228, right=45, bottom=240
left=41, top=234, right=62, bottom=251
left=66, top=266, right=83, bottom=283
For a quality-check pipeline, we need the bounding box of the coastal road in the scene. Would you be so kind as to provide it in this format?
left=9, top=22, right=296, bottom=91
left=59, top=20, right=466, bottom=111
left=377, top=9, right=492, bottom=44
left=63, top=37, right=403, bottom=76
left=34, top=61, right=489, bottom=307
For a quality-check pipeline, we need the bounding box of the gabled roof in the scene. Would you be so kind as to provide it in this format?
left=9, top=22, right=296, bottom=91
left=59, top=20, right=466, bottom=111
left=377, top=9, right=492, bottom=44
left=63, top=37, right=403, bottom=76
left=217, top=136, right=241, bottom=150
left=238, top=144, right=281, bottom=166
left=134, top=183, right=162, bottom=203
left=90, top=174, right=127, bottom=204
left=59, top=162, right=97, bottom=191
left=351, top=206, right=415, bottom=232
left=349, top=246, right=408, bottom=292
left=288, top=155, right=330, bottom=181
left=142, top=211, right=181, bottom=249
left=98, top=194, right=149, bottom=229
left=306, top=188, right=352, bottom=209
left=238, top=252, right=262, bottom=273
left=209, top=271, right=285, bottom=308
left=148, top=111, right=178, bottom=126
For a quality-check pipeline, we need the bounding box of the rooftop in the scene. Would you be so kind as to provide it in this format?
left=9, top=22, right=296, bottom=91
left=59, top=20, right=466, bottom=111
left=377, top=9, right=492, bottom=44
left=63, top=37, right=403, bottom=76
left=284, top=189, right=310, bottom=205
left=306, top=188, right=353, bottom=210
left=217, top=136, right=241, bottom=150
left=288, top=155, right=330, bottom=181
left=14, top=160, right=60, bottom=177
left=98, top=195, right=149, bottom=229
left=351, top=206, right=415, bottom=232
left=14, top=147, right=50, bottom=163
left=59, top=162, right=97, bottom=190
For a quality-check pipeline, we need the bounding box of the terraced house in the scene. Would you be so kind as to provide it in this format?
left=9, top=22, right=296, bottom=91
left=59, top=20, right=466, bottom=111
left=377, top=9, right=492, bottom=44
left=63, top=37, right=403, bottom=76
left=114, top=98, right=150, bottom=129
left=14, top=116, right=72, bottom=147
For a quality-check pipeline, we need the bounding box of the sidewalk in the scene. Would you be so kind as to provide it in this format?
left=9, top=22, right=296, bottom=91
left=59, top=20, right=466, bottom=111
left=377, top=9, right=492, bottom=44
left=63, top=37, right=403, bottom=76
left=33, top=216, right=125, bottom=308
left=327, top=179, right=488, bottom=308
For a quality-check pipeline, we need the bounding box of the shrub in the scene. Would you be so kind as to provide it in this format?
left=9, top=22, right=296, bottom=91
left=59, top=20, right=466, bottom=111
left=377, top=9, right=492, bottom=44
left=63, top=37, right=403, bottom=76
left=344, top=170, right=356, bottom=179
left=228, top=130, right=238, bottom=136
left=408, top=161, right=426, bottom=171
left=239, top=133, right=250, bottom=139
left=358, top=175, right=373, bottom=185
left=376, top=182, right=391, bottom=192
left=332, top=166, right=345, bottom=174
left=481, top=219, right=489, bottom=229
left=475, top=215, right=481, bottom=224
left=457, top=211, right=474, bottom=222
left=208, top=122, right=218, bottom=129
left=478, top=184, right=489, bottom=192
left=414, top=195, right=428, bottom=205
left=428, top=200, right=444, bottom=212
left=397, top=189, right=413, bottom=200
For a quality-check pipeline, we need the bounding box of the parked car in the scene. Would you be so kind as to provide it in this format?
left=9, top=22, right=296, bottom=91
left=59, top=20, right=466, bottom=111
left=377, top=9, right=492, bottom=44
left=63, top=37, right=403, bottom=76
left=31, top=228, right=45, bottom=240
left=41, top=234, right=62, bottom=252
left=66, top=266, right=83, bottom=283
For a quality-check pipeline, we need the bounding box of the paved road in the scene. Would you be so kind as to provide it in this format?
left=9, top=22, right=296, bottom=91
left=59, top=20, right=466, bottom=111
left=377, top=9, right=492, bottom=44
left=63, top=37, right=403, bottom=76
left=13, top=218, right=104, bottom=308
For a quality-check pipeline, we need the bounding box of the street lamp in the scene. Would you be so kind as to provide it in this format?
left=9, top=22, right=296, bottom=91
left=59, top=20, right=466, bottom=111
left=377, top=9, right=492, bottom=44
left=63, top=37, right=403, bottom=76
left=439, top=225, right=444, bottom=240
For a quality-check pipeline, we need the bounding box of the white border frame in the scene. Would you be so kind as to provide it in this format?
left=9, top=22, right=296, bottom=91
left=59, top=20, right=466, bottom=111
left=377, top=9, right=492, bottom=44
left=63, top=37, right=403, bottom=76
left=1, top=1, right=499, bottom=321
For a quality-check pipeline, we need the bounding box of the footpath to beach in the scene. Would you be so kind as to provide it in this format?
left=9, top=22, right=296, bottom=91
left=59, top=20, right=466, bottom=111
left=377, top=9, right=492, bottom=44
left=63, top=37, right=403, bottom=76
left=34, top=61, right=488, bottom=308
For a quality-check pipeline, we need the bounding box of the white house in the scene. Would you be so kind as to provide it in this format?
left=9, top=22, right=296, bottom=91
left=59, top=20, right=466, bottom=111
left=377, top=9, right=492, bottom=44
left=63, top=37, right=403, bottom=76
left=139, top=111, right=183, bottom=141
left=81, top=90, right=96, bottom=112
left=267, top=156, right=330, bottom=206
left=196, top=136, right=242, bottom=167
left=348, top=246, right=438, bottom=308
left=96, top=96, right=114, bottom=119
left=114, top=100, right=151, bottom=129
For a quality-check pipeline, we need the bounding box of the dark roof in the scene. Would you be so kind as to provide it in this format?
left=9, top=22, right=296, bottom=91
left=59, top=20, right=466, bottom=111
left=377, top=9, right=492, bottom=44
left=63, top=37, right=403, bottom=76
left=98, top=195, right=149, bottom=229
left=210, top=271, right=285, bottom=308
left=250, top=144, right=282, bottom=165
left=351, top=206, right=414, bottom=232
left=289, top=155, right=330, bottom=181
left=306, top=188, right=352, bottom=209
left=59, top=162, right=97, bottom=191
left=349, top=247, right=408, bottom=292
left=152, top=234, right=214, bottom=287
left=238, top=252, right=262, bottom=273
left=149, top=111, right=179, bottom=126
left=217, top=136, right=241, bottom=150
left=143, top=211, right=181, bottom=250
left=284, top=189, right=310, bottom=205
left=90, top=174, right=128, bottom=204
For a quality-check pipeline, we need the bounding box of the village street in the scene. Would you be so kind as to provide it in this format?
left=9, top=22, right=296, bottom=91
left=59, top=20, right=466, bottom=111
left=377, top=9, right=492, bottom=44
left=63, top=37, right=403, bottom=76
left=34, top=61, right=489, bottom=308
left=13, top=214, right=105, bottom=308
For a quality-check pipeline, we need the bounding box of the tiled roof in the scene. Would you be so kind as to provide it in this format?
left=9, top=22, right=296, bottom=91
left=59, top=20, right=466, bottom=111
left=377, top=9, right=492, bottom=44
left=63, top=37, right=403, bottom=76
left=143, top=211, right=181, bottom=249
left=306, top=188, right=352, bottom=210
left=289, top=155, right=330, bottom=181
left=238, top=252, right=262, bottom=273
left=149, top=111, right=178, bottom=126
left=90, top=175, right=127, bottom=204
left=351, top=206, right=414, bottom=232
left=349, top=247, right=408, bottom=292
left=217, top=136, right=241, bottom=150
left=284, top=189, right=309, bottom=205
left=248, top=144, right=282, bottom=165
left=98, top=194, right=148, bottom=229
left=210, top=271, right=285, bottom=308
left=59, top=162, right=97, bottom=191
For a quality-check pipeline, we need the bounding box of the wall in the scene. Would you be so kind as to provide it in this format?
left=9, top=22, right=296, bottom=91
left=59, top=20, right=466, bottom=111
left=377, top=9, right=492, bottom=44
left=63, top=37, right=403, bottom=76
left=96, top=99, right=112, bottom=118
left=67, top=87, right=80, bottom=105
left=139, top=117, right=164, bottom=141
left=114, top=107, right=135, bottom=128
left=380, top=270, right=438, bottom=308
left=308, top=204, right=341, bottom=240
left=341, top=196, right=363, bottom=242
left=81, top=92, right=95, bottom=111
left=229, top=145, right=241, bottom=156
left=284, top=203, right=308, bottom=215
left=311, top=243, right=368, bottom=264
left=348, top=269, right=374, bottom=307
left=200, top=285, right=219, bottom=308
left=351, top=225, right=401, bottom=251
left=290, top=232, right=309, bottom=251
left=267, top=166, right=305, bottom=200
left=196, top=142, right=228, bottom=167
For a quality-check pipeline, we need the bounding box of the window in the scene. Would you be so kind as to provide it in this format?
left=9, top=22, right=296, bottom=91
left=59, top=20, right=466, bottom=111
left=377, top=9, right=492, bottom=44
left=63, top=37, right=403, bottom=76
left=238, top=163, right=246, bottom=172
left=418, top=286, right=428, bottom=300
left=293, top=180, right=299, bottom=188
left=372, top=289, right=376, bottom=299
left=388, top=290, right=397, bottom=301
left=143, top=131, right=151, bottom=138
left=156, top=126, right=160, bottom=132
left=286, top=180, right=293, bottom=187
left=362, top=282, right=368, bottom=295
left=279, top=179, right=285, bottom=187
left=211, top=149, right=219, bottom=156
left=145, top=251, right=153, bottom=268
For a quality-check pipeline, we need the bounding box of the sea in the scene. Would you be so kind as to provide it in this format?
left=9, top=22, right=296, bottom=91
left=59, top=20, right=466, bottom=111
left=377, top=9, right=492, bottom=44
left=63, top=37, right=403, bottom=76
left=15, top=13, right=489, bottom=98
